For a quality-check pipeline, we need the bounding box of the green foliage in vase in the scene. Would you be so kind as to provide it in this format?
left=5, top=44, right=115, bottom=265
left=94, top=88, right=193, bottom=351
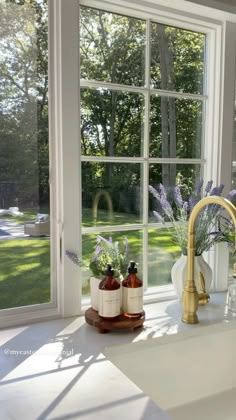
left=66, top=235, right=129, bottom=280
left=89, top=235, right=129, bottom=279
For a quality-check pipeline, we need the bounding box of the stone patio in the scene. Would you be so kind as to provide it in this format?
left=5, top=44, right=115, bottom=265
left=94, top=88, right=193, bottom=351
left=0, top=218, right=26, bottom=239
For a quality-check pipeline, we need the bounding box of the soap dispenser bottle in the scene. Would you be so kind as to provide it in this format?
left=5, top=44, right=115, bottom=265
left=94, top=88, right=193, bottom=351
left=98, top=264, right=121, bottom=320
left=122, top=261, right=143, bottom=317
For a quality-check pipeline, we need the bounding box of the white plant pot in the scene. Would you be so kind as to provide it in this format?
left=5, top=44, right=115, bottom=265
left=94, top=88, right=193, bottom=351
left=90, top=277, right=101, bottom=311
left=171, top=254, right=212, bottom=301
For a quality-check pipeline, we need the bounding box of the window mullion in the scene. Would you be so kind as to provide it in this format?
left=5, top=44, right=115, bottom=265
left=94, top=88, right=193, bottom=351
left=57, top=0, right=81, bottom=316
left=81, top=156, right=203, bottom=164
left=211, top=23, right=236, bottom=291
left=150, top=89, right=207, bottom=101
left=80, top=78, right=207, bottom=101
left=80, top=79, right=147, bottom=93
left=142, top=18, right=151, bottom=290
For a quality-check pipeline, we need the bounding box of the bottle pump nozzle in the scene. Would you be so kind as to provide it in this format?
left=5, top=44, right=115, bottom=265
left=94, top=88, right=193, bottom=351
left=128, top=261, right=137, bottom=274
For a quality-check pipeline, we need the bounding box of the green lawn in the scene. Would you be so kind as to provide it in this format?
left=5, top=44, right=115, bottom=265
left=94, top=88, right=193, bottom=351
left=0, top=208, right=234, bottom=309
left=0, top=209, right=50, bottom=310
left=0, top=238, right=50, bottom=309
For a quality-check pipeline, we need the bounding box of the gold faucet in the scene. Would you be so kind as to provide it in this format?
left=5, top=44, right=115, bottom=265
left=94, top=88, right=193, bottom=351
left=182, top=196, right=236, bottom=324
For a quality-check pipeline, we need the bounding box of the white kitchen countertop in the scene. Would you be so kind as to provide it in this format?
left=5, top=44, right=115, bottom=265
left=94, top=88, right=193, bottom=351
left=0, top=292, right=234, bottom=420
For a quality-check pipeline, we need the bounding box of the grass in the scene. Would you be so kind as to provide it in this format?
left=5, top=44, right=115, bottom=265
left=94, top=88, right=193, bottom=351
left=0, top=207, right=234, bottom=308
left=82, top=207, right=140, bottom=227
left=0, top=238, right=50, bottom=310
left=0, top=208, right=50, bottom=309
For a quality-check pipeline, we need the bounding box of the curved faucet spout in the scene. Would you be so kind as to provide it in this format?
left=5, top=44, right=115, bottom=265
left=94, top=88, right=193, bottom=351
left=182, top=196, right=236, bottom=324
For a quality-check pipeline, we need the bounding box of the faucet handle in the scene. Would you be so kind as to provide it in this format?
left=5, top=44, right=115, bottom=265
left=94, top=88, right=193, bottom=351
left=199, top=272, right=206, bottom=292
left=198, top=272, right=210, bottom=305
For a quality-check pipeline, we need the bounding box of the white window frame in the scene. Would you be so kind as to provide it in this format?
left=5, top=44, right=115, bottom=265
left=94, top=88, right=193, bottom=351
left=1, top=0, right=236, bottom=328
left=79, top=0, right=236, bottom=307
left=0, top=0, right=62, bottom=328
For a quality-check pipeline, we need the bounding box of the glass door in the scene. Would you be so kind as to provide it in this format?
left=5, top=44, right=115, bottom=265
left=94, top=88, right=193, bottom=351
left=0, top=0, right=51, bottom=310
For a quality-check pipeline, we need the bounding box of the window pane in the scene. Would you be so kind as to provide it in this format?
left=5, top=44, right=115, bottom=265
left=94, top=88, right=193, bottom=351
left=151, top=22, right=205, bottom=95
left=0, top=0, right=50, bottom=310
left=81, top=88, right=144, bottom=157
left=82, top=163, right=142, bottom=227
left=232, top=132, right=236, bottom=189
left=82, top=230, right=143, bottom=298
left=149, top=164, right=201, bottom=223
left=229, top=98, right=236, bottom=278
left=148, top=227, right=181, bottom=287
left=80, top=6, right=146, bottom=86
left=150, top=95, right=203, bottom=158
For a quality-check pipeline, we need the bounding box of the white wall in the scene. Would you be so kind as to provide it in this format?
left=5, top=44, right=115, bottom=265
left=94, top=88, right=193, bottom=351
left=121, top=0, right=236, bottom=19
left=187, top=0, right=236, bottom=13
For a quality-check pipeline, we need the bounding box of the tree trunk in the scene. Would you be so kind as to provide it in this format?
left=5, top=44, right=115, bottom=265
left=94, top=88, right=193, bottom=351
left=161, top=97, right=170, bottom=186
left=157, top=25, right=176, bottom=189
left=166, top=46, right=176, bottom=188
left=157, top=25, right=169, bottom=187
left=169, top=97, right=176, bottom=187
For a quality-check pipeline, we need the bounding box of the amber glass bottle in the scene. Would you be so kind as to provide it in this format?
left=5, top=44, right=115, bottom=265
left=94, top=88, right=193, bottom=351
left=122, top=261, right=143, bottom=318
left=98, top=264, right=121, bottom=320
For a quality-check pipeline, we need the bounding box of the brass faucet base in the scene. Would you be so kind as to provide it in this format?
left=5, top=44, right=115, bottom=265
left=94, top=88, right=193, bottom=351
left=182, top=313, right=199, bottom=324
left=182, top=287, right=199, bottom=324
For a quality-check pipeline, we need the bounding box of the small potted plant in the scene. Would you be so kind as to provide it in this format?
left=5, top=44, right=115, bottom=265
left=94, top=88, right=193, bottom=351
left=66, top=235, right=129, bottom=310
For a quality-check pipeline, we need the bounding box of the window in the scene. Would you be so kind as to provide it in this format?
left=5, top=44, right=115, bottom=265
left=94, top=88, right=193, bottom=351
left=1, top=0, right=235, bottom=326
left=0, top=1, right=54, bottom=312
left=229, top=85, right=236, bottom=278
left=80, top=5, right=207, bottom=297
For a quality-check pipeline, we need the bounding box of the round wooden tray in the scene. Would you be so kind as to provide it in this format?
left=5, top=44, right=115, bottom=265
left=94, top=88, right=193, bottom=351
left=85, top=307, right=145, bottom=333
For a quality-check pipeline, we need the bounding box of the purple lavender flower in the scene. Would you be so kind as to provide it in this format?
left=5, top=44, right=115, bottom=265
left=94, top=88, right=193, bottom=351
left=149, top=179, right=235, bottom=255
left=188, top=195, right=199, bottom=210
left=65, top=250, right=81, bottom=266
left=182, top=201, right=189, bottom=217
left=226, top=189, right=236, bottom=202
left=160, top=196, right=169, bottom=210
left=217, top=184, right=224, bottom=196
left=149, top=185, right=161, bottom=201
left=204, top=180, right=213, bottom=195
left=67, top=236, right=129, bottom=278
left=210, top=184, right=224, bottom=196
left=209, top=187, right=217, bottom=195
left=195, top=179, right=203, bottom=195
left=153, top=211, right=164, bottom=223
left=97, top=235, right=111, bottom=245
left=174, top=186, right=183, bottom=207
left=95, top=245, right=102, bottom=256
left=159, top=183, right=167, bottom=200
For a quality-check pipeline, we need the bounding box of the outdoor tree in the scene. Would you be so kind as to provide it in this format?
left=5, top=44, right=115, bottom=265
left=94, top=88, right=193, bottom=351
left=80, top=6, right=205, bottom=214
left=0, top=0, right=49, bottom=208
left=0, top=2, right=205, bottom=213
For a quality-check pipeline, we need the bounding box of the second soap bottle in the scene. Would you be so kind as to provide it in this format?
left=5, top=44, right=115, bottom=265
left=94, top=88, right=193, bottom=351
left=122, top=261, right=143, bottom=318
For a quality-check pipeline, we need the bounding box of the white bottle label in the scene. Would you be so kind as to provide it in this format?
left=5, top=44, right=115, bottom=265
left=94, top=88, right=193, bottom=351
left=99, top=289, right=121, bottom=318
left=122, top=286, right=143, bottom=314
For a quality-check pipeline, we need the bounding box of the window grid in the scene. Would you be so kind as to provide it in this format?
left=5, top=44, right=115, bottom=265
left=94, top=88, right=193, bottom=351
left=80, top=7, right=207, bottom=292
